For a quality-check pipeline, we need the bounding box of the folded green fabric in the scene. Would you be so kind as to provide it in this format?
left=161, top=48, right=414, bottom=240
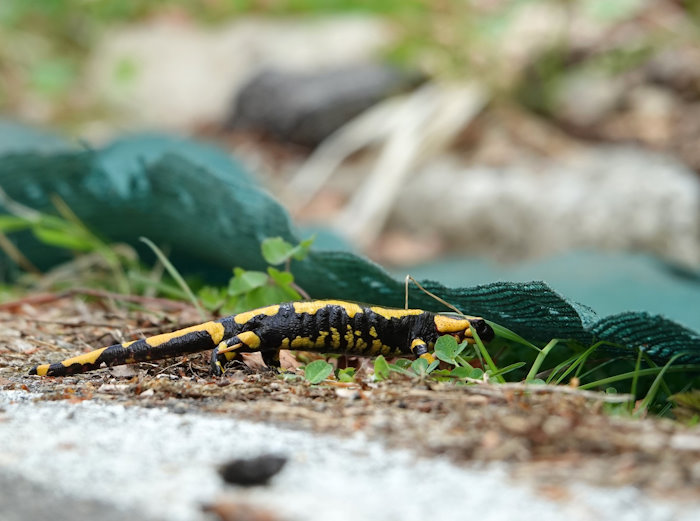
left=1, top=125, right=698, bottom=366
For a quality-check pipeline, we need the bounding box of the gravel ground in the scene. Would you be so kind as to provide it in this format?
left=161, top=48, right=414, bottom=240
left=1, top=389, right=699, bottom=521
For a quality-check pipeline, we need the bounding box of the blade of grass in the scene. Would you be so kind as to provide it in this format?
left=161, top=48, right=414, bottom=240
left=546, top=352, right=582, bottom=384
left=525, top=338, right=560, bottom=382
left=139, top=236, right=206, bottom=320
left=51, top=195, right=130, bottom=293
left=639, top=351, right=675, bottom=400
left=578, top=364, right=700, bottom=390
left=0, top=229, right=41, bottom=274
left=634, top=354, right=684, bottom=416
left=576, top=357, right=621, bottom=381
left=552, top=341, right=609, bottom=384
left=487, top=322, right=541, bottom=353
left=128, top=272, right=189, bottom=300
left=629, top=348, right=643, bottom=412
left=471, top=326, right=504, bottom=383
left=489, top=361, right=526, bottom=378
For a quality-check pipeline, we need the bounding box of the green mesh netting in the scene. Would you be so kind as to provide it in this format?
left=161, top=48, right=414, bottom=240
left=1, top=125, right=699, bottom=366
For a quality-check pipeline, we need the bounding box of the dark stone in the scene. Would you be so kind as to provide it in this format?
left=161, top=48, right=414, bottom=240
left=226, top=64, right=424, bottom=147
left=218, top=454, right=288, bottom=486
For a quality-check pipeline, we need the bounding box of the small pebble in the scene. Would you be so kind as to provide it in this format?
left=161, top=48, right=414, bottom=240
left=218, top=454, right=288, bottom=486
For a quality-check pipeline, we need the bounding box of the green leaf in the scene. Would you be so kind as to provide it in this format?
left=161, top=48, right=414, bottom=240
left=393, top=358, right=412, bottom=369
left=450, top=366, right=472, bottom=379
left=387, top=364, right=415, bottom=378
left=267, top=267, right=302, bottom=301
left=198, top=286, right=226, bottom=311
left=228, top=268, right=268, bottom=296
left=280, top=284, right=302, bottom=301
left=238, top=285, right=288, bottom=310
left=261, top=285, right=297, bottom=305
left=0, top=215, right=32, bottom=233
left=32, top=225, right=94, bottom=251
left=374, top=355, right=390, bottom=381
left=291, top=235, right=314, bottom=261
left=469, top=367, right=484, bottom=379
left=219, top=297, right=242, bottom=316
left=411, top=357, right=429, bottom=375
left=267, top=266, right=293, bottom=286
left=337, top=367, right=356, bottom=383
left=261, top=237, right=296, bottom=265
left=434, top=336, right=466, bottom=365
left=305, top=360, right=334, bottom=384
left=261, top=236, right=315, bottom=265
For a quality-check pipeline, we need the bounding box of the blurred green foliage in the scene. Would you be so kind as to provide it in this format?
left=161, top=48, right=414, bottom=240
left=0, top=0, right=422, bottom=124
left=2, top=0, right=699, bottom=128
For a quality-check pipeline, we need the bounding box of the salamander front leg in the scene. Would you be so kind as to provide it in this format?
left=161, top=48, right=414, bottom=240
left=210, top=331, right=262, bottom=376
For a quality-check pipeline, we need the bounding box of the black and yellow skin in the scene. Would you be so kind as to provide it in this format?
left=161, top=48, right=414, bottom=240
left=29, top=300, right=494, bottom=377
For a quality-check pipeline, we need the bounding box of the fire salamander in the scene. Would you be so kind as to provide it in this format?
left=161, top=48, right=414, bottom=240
left=29, top=300, right=494, bottom=377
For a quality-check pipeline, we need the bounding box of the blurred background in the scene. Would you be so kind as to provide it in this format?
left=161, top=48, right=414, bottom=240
left=1, top=0, right=699, bottom=325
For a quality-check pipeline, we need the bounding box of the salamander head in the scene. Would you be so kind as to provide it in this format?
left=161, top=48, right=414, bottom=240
left=434, top=314, right=494, bottom=343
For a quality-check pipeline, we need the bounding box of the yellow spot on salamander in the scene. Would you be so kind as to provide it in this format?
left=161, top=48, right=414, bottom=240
left=314, top=331, right=329, bottom=348
left=34, top=364, right=50, bottom=376
left=434, top=315, right=474, bottom=335
left=145, top=322, right=225, bottom=347
left=237, top=331, right=261, bottom=349
left=411, top=338, right=426, bottom=350
left=351, top=330, right=366, bottom=352
left=293, top=300, right=363, bottom=318
left=221, top=350, right=238, bottom=362
left=234, top=305, right=281, bottom=324
left=369, top=326, right=378, bottom=338
left=344, top=329, right=355, bottom=348
left=370, top=307, right=423, bottom=320
left=370, top=339, right=383, bottom=354
left=46, top=347, right=109, bottom=373
left=280, top=338, right=290, bottom=349
left=330, top=327, right=341, bottom=347
left=420, top=352, right=436, bottom=364
left=291, top=336, right=313, bottom=349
